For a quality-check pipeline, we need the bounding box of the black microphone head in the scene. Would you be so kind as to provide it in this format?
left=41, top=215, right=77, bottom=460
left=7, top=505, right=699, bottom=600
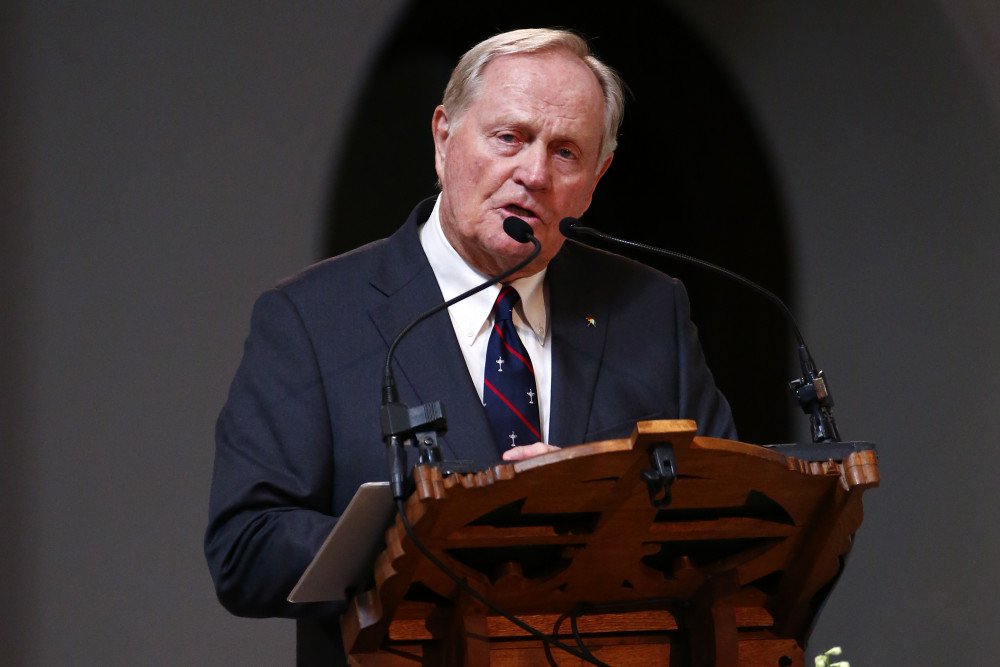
left=559, top=217, right=581, bottom=237
left=502, top=216, right=534, bottom=243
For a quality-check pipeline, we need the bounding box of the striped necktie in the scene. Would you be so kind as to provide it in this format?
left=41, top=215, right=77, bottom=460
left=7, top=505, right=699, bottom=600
left=483, top=285, right=542, bottom=455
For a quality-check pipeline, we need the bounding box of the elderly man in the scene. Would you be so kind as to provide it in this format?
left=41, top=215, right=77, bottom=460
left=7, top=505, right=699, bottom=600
left=206, top=27, right=735, bottom=664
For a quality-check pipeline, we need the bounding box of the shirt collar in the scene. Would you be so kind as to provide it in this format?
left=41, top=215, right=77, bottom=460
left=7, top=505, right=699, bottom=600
left=419, top=195, right=548, bottom=345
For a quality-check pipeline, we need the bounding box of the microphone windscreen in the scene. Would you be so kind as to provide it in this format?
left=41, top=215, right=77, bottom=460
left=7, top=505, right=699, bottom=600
left=502, top=216, right=534, bottom=243
left=559, top=217, right=580, bottom=237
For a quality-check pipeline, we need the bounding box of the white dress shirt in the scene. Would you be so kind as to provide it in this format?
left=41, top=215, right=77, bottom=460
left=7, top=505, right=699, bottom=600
left=419, top=196, right=551, bottom=443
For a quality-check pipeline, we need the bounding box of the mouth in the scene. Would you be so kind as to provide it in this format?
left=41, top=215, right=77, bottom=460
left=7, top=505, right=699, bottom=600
left=501, top=203, right=540, bottom=223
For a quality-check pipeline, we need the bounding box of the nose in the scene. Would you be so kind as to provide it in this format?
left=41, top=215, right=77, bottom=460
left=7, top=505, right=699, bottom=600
left=513, top=143, right=550, bottom=191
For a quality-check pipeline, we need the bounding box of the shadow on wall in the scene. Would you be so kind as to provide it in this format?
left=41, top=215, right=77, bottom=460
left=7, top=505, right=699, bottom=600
left=326, top=1, right=795, bottom=446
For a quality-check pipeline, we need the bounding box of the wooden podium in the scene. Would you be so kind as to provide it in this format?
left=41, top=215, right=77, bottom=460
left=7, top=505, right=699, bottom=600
left=333, top=420, right=878, bottom=665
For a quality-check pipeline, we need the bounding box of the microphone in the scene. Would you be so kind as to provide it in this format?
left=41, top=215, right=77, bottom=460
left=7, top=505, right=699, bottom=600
left=381, top=216, right=541, bottom=500
left=502, top=214, right=534, bottom=242
left=559, top=216, right=841, bottom=444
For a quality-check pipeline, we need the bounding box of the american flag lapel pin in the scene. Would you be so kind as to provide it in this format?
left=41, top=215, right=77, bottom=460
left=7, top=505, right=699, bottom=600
left=585, top=316, right=596, bottom=327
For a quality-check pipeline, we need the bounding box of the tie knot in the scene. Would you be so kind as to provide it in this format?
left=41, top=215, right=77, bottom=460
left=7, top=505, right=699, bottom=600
left=493, top=285, right=521, bottom=322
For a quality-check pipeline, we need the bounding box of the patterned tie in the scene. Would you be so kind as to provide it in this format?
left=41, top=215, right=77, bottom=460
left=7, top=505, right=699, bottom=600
left=483, top=285, right=541, bottom=455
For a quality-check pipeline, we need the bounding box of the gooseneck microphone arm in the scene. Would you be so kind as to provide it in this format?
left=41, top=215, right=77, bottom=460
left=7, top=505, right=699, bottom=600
left=381, top=216, right=542, bottom=501
left=558, top=217, right=841, bottom=444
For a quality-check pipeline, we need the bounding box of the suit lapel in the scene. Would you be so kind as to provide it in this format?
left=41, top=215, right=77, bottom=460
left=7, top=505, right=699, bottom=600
left=367, top=201, right=498, bottom=468
left=547, top=242, right=609, bottom=446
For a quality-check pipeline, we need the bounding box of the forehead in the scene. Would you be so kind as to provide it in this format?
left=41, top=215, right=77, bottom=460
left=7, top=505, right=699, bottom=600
left=472, top=51, right=605, bottom=136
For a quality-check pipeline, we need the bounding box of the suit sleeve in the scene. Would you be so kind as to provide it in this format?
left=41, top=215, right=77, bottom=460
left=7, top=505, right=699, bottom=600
left=204, top=288, right=342, bottom=618
left=672, top=279, right=739, bottom=440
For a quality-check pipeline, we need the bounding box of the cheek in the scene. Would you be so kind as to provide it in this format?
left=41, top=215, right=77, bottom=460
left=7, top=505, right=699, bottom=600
left=468, top=154, right=496, bottom=182
left=572, top=176, right=602, bottom=209
left=447, top=152, right=479, bottom=189
left=457, top=142, right=507, bottom=181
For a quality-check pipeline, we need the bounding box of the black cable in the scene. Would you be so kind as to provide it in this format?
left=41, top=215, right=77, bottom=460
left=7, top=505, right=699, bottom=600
left=570, top=612, right=587, bottom=653
left=564, top=221, right=808, bottom=349
left=561, top=218, right=841, bottom=443
left=395, top=498, right=610, bottom=666
left=544, top=609, right=603, bottom=666
left=382, top=218, right=541, bottom=398
left=566, top=597, right=689, bottom=659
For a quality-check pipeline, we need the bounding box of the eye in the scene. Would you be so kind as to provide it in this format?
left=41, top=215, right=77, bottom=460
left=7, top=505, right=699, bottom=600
left=497, top=132, right=518, bottom=144
left=556, top=147, right=578, bottom=160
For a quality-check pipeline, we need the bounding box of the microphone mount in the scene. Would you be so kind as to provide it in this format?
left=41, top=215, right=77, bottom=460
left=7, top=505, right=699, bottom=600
left=560, top=218, right=841, bottom=444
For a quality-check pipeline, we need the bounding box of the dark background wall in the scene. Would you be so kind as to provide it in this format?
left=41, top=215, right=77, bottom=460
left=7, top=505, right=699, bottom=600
left=2, top=1, right=998, bottom=664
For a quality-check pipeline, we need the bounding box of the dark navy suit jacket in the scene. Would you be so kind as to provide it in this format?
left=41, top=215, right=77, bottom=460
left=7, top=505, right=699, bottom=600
left=205, top=197, right=736, bottom=664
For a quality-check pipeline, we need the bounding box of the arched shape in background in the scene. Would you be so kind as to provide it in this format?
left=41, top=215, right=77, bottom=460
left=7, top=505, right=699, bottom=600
left=326, top=1, right=796, bottom=445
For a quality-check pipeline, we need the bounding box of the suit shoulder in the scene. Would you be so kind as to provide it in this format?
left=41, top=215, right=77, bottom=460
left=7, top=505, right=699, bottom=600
left=271, top=237, right=387, bottom=296
left=557, top=239, right=682, bottom=289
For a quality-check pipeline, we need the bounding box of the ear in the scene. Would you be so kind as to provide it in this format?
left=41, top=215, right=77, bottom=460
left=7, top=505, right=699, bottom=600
left=596, top=153, right=614, bottom=181
left=431, top=105, right=450, bottom=181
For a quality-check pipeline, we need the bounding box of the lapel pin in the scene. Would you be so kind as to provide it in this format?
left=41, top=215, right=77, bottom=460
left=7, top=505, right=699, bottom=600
left=585, top=316, right=596, bottom=327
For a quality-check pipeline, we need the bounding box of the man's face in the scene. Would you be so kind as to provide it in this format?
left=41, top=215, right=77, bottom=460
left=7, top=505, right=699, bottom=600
left=432, top=50, right=613, bottom=279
